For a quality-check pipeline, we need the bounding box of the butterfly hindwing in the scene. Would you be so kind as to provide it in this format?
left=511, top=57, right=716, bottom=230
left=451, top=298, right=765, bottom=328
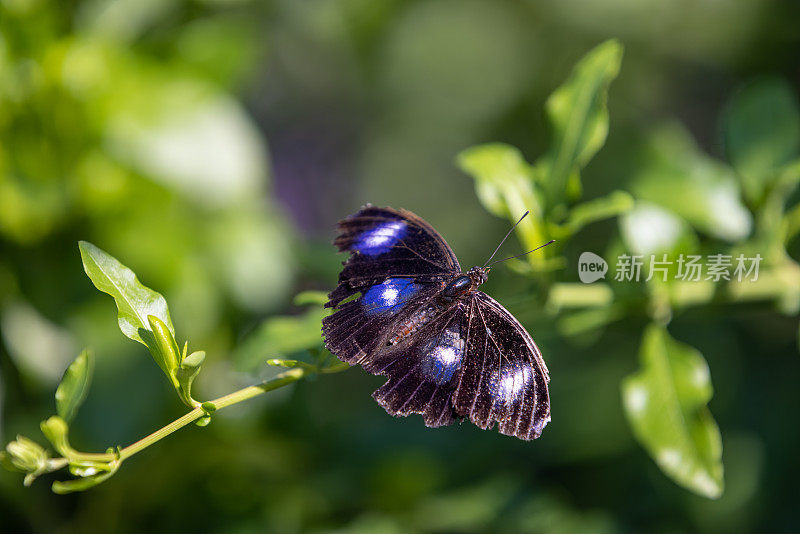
left=326, top=205, right=460, bottom=308
left=453, top=292, right=550, bottom=440
left=367, top=304, right=467, bottom=428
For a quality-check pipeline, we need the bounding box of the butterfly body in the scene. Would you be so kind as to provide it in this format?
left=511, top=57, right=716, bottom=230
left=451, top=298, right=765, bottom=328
left=323, top=205, right=550, bottom=440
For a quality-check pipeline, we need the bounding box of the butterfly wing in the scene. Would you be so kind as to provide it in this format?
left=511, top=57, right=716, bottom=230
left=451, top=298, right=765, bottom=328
left=324, top=205, right=461, bottom=364
left=322, top=279, right=442, bottom=364
left=453, top=292, right=551, bottom=440
left=365, top=303, right=467, bottom=428
left=326, top=205, right=460, bottom=308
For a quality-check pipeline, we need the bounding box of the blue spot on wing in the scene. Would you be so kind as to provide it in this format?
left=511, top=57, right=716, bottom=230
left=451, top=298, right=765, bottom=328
left=354, top=221, right=406, bottom=255
left=362, top=278, right=418, bottom=315
left=420, top=328, right=464, bottom=385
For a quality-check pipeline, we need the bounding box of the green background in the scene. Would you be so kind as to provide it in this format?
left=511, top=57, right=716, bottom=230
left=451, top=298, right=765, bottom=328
left=1, top=1, right=799, bottom=532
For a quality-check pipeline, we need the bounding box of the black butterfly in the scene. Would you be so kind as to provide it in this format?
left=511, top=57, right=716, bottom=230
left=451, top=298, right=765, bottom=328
left=322, top=205, right=550, bottom=440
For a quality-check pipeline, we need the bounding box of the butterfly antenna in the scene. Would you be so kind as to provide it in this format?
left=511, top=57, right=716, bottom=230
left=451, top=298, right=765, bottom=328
left=487, top=239, right=555, bottom=268
left=482, top=211, right=530, bottom=268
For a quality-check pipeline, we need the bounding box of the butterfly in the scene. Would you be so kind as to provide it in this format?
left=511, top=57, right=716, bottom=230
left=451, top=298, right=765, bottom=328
left=322, top=205, right=551, bottom=440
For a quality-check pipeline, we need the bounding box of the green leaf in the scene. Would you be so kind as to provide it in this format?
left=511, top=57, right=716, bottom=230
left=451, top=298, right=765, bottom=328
left=622, top=325, right=724, bottom=499
left=233, top=305, right=328, bottom=371
left=147, top=315, right=181, bottom=387
left=78, top=241, right=174, bottom=349
left=4, top=436, right=48, bottom=474
left=563, top=190, right=633, bottom=235
left=175, top=350, right=205, bottom=407
left=724, top=77, right=800, bottom=202
left=55, top=349, right=94, bottom=423
left=68, top=460, right=114, bottom=477
left=557, top=306, right=624, bottom=338
left=631, top=124, right=752, bottom=242
left=619, top=201, right=697, bottom=256
left=52, top=465, right=118, bottom=494
left=293, top=291, right=329, bottom=306
left=457, top=143, right=547, bottom=259
left=195, top=416, right=212, bottom=427
left=40, top=416, right=71, bottom=457
left=544, top=39, right=623, bottom=203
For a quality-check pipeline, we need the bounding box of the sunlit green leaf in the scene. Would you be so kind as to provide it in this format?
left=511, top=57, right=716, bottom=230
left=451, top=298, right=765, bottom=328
left=233, top=306, right=328, bottom=371
left=619, top=201, right=698, bottom=256
left=195, top=416, right=211, bottom=427
left=68, top=460, right=114, bottom=477
left=622, top=325, right=724, bottom=499
left=631, top=124, right=752, bottom=242
left=293, top=290, right=329, bottom=307
left=547, top=283, right=614, bottom=312
left=175, top=350, right=205, bottom=407
left=724, top=77, right=800, bottom=202
left=40, top=416, right=72, bottom=458
left=3, top=436, right=48, bottom=474
left=557, top=306, right=624, bottom=337
left=544, top=39, right=623, bottom=203
left=457, top=143, right=547, bottom=259
left=78, top=241, right=174, bottom=349
left=147, top=315, right=181, bottom=387
left=55, top=349, right=94, bottom=423
left=563, top=190, right=634, bottom=235
left=52, top=466, right=118, bottom=494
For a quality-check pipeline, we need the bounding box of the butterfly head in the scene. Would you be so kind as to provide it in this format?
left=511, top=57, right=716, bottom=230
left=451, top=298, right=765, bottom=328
left=439, top=267, right=488, bottom=304
left=468, top=265, right=489, bottom=286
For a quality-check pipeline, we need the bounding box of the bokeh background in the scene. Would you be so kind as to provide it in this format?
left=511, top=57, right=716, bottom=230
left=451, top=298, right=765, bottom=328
left=1, top=0, right=799, bottom=532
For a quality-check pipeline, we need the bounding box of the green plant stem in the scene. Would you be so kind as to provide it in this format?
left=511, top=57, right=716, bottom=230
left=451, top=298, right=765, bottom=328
left=209, top=368, right=307, bottom=411
left=63, top=367, right=326, bottom=464
left=118, top=405, right=207, bottom=461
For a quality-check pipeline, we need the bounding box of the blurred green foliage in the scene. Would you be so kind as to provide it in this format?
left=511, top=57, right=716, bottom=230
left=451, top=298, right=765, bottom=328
left=4, top=241, right=342, bottom=493
left=2, top=0, right=800, bottom=533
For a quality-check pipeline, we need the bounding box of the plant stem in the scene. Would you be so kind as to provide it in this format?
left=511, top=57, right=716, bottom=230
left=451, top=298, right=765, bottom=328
left=66, top=367, right=321, bottom=464
left=118, top=405, right=206, bottom=461
left=209, top=368, right=307, bottom=411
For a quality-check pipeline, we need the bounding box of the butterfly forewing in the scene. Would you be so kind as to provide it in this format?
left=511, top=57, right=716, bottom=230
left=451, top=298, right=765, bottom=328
left=322, top=281, right=441, bottom=364
left=324, top=205, right=461, bottom=365
left=326, top=206, right=460, bottom=308
left=452, top=292, right=550, bottom=440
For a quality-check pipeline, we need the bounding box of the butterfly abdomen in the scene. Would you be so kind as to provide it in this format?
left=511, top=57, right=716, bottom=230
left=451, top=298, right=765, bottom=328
left=389, top=304, right=439, bottom=345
